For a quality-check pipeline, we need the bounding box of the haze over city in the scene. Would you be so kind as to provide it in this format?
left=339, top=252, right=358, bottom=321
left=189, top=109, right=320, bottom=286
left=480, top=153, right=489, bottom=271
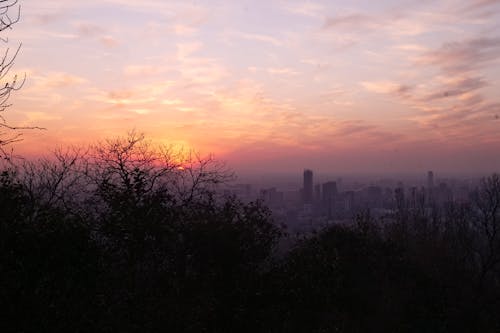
left=6, top=0, right=500, bottom=174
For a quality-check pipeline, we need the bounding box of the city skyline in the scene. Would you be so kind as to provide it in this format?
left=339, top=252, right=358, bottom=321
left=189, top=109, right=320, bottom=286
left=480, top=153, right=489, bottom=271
left=5, top=0, right=500, bottom=173
left=228, top=167, right=476, bottom=234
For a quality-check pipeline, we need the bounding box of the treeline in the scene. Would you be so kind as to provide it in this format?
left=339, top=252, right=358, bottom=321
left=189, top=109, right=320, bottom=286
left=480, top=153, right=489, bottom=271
left=1, top=133, right=500, bottom=332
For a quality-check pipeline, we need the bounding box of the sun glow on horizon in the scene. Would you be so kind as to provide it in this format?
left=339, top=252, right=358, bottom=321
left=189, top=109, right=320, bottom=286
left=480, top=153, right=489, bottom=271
left=4, top=0, right=500, bottom=173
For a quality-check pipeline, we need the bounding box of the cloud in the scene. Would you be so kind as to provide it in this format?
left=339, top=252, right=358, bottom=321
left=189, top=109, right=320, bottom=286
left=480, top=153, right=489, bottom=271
left=471, top=0, right=500, bottom=7
left=124, top=65, right=158, bottom=77
left=423, top=76, right=488, bottom=101
left=403, top=37, right=500, bottom=140
left=99, top=36, right=119, bottom=48
left=74, top=22, right=105, bottom=38
left=417, top=38, right=500, bottom=74
left=93, top=88, right=158, bottom=107
left=161, top=99, right=183, bottom=106
left=172, top=24, right=198, bottom=36
left=283, top=2, right=324, bottom=18
left=101, top=0, right=211, bottom=34
left=178, top=58, right=228, bottom=85
left=319, top=2, right=497, bottom=41
left=360, top=34, right=500, bottom=142
left=334, top=121, right=375, bottom=136
left=230, top=31, right=283, bottom=46
left=361, top=81, right=413, bottom=96
left=460, top=0, right=500, bottom=16
left=395, top=44, right=428, bottom=52
left=267, top=67, right=300, bottom=75
left=30, top=12, right=66, bottom=26
left=26, top=72, right=87, bottom=90
left=411, top=99, right=500, bottom=143
left=70, top=21, right=120, bottom=48
left=176, top=42, right=203, bottom=59
left=323, top=13, right=378, bottom=31
left=321, top=8, right=434, bottom=37
left=24, top=112, right=62, bottom=122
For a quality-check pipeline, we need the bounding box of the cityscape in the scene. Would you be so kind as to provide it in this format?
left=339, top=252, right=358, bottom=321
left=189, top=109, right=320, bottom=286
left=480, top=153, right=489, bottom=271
left=224, top=169, right=479, bottom=233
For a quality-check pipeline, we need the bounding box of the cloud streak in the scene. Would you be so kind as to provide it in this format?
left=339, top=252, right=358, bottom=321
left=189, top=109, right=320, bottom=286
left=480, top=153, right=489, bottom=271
left=417, top=38, right=500, bottom=74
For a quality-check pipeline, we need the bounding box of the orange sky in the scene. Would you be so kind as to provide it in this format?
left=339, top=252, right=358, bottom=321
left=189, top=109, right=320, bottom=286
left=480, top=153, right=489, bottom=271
left=4, top=0, right=500, bottom=174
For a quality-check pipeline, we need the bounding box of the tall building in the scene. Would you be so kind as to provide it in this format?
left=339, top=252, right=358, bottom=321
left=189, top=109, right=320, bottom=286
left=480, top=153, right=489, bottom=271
left=260, top=187, right=284, bottom=207
left=303, top=169, right=313, bottom=204
left=395, top=187, right=405, bottom=210
left=322, top=181, right=338, bottom=218
left=314, top=184, right=321, bottom=203
left=427, top=171, right=435, bottom=205
left=427, top=171, right=434, bottom=189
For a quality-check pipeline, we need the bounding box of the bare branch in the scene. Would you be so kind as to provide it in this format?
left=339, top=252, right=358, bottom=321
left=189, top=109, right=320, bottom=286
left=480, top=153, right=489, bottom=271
left=0, top=2, right=38, bottom=156
left=0, top=1, right=19, bottom=33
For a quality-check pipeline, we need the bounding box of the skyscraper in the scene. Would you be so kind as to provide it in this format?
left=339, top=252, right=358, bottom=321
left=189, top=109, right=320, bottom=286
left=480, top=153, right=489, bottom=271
left=427, top=171, right=434, bottom=189
left=314, top=184, right=321, bottom=203
left=322, top=181, right=338, bottom=218
left=427, top=171, right=435, bottom=205
left=303, top=169, right=313, bottom=204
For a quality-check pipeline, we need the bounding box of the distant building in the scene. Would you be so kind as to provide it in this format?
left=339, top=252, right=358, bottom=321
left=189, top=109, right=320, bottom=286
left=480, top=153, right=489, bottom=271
left=343, top=191, right=354, bottom=211
left=365, top=186, right=382, bottom=208
left=427, top=171, right=434, bottom=189
left=260, top=187, right=284, bottom=207
left=395, top=187, right=405, bottom=209
left=408, top=186, right=417, bottom=209
left=232, top=184, right=253, bottom=201
left=436, top=182, right=452, bottom=206
left=427, top=171, right=435, bottom=205
left=314, top=184, right=321, bottom=203
left=322, top=181, right=337, bottom=218
left=303, top=169, right=313, bottom=204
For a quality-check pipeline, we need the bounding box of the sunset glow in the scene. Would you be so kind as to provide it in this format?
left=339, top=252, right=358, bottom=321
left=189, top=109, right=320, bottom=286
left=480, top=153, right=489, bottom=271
left=6, top=0, right=500, bottom=173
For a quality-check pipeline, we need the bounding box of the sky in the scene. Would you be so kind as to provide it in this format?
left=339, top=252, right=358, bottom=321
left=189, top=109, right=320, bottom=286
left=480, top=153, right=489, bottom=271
left=4, top=0, right=500, bottom=174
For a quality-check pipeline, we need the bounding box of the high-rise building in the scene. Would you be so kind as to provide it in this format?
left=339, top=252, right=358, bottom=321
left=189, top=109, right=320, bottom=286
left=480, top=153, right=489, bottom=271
left=260, top=187, right=284, bottom=207
left=322, top=181, right=338, bottom=218
left=303, top=169, right=313, bottom=204
left=395, top=187, right=405, bottom=209
left=427, top=171, right=435, bottom=205
left=427, top=171, right=434, bottom=189
left=314, top=184, right=321, bottom=203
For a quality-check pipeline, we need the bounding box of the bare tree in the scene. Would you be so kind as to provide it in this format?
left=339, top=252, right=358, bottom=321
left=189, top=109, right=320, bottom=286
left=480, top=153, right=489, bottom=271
left=0, top=1, right=20, bottom=33
left=18, top=147, right=88, bottom=217
left=0, top=1, right=41, bottom=158
left=85, top=131, right=234, bottom=205
left=85, top=131, right=180, bottom=204
left=471, top=173, right=500, bottom=287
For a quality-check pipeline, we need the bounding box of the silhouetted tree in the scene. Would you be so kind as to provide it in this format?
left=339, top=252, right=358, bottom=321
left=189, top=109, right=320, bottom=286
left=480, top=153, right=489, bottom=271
left=0, top=0, right=24, bottom=152
left=0, top=132, right=285, bottom=332
left=471, top=174, right=500, bottom=287
left=0, top=167, right=100, bottom=332
left=3, top=134, right=500, bottom=332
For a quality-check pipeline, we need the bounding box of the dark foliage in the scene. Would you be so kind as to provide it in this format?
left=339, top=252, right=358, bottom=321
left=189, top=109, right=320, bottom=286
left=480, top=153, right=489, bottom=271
left=1, top=141, right=500, bottom=332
